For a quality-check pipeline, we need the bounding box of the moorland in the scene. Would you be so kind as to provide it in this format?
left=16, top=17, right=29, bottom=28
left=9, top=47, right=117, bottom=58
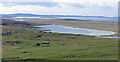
left=2, top=19, right=118, bottom=60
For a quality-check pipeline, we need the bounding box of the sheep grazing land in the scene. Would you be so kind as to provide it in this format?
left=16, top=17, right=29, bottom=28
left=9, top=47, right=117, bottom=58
left=2, top=19, right=118, bottom=61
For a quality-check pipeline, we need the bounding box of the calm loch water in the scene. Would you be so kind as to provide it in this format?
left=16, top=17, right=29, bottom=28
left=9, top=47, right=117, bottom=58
left=34, top=25, right=116, bottom=36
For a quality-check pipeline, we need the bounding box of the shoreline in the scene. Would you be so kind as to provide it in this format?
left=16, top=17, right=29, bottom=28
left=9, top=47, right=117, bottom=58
left=23, top=19, right=118, bottom=33
left=3, top=18, right=118, bottom=37
left=33, top=24, right=118, bottom=38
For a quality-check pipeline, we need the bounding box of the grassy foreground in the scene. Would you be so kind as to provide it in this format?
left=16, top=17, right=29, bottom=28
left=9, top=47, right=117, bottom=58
left=2, top=19, right=118, bottom=60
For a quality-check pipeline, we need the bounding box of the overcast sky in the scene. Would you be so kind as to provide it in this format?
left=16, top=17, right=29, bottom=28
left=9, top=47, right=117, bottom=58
left=0, top=0, right=119, bottom=17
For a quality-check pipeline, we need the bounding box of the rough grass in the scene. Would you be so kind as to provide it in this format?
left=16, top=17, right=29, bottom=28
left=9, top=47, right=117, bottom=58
left=2, top=26, right=118, bottom=60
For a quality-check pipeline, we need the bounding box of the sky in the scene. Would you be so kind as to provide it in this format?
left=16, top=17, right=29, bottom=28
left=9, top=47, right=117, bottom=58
left=0, top=0, right=119, bottom=17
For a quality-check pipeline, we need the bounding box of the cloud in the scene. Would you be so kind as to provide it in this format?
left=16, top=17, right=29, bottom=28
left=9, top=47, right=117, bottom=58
left=54, top=0, right=119, bottom=8
left=2, top=2, right=60, bottom=7
left=1, top=0, right=119, bottom=8
left=1, top=0, right=55, bottom=2
left=0, top=0, right=119, bottom=16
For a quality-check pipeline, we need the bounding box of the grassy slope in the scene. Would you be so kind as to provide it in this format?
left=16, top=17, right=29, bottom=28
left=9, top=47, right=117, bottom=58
left=2, top=26, right=118, bottom=60
left=24, top=19, right=118, bottom=32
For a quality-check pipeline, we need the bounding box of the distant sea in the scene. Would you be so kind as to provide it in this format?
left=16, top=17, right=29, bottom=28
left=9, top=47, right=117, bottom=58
left=14, top=16, right=118, bottom=22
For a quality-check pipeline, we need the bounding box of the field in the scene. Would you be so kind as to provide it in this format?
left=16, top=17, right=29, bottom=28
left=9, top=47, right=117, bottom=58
left=2, top=19, right=118, bottom=60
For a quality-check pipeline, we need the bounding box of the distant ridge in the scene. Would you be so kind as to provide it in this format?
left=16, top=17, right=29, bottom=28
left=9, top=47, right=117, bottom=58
left=1, top=13, right=116, bottom=18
